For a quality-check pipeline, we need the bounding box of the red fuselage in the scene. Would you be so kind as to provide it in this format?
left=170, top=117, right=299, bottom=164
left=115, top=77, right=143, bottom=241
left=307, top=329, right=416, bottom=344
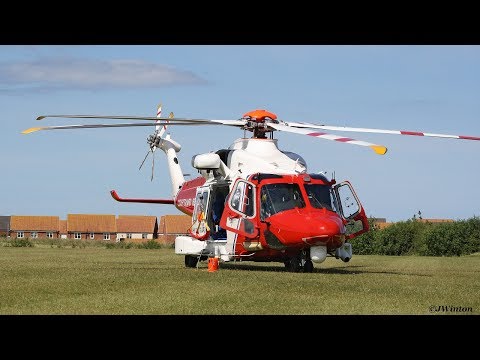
left=175, top=172, right=368, bottom=261
left=244, top=173, right=348, bottom=259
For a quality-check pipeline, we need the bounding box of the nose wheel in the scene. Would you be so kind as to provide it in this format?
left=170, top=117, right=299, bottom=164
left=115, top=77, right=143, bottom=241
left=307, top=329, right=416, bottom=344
left=284, top=250, right=314, bottom=273
left=185, top=255, right=199, bottom=268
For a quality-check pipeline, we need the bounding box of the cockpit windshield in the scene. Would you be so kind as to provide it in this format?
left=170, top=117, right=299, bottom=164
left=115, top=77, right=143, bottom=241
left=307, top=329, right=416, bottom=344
left=304, top=184, right=334, bottom=211
left=260, top=183, right=305, bottom=219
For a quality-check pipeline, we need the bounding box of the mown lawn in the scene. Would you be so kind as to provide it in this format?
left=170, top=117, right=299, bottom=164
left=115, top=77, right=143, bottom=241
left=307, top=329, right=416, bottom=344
left=0, top=247, right=478, bottom=315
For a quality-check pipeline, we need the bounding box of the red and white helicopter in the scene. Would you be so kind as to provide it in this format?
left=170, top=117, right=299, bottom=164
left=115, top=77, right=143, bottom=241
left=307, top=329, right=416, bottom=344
left=23, top=105, right=480, bottom=272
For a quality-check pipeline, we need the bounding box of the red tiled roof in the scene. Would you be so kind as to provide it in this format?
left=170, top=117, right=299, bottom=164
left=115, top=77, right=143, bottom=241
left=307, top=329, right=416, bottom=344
left=159, top=215, right=192, bottom=235
left=67, top=214, right=116, bottom=232
left=59, top=220, right=67, bottom=234
left=374, top=218, right=454, bottom=229
left=10, top=216, right=59, bottom=231
left=418, top=218, right=454, bottom=223
left=117, top=215, right=157, bottom=233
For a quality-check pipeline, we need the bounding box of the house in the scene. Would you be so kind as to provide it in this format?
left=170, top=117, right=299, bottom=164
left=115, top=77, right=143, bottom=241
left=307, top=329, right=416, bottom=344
left=116, top=215, right=158, bottom=243
left=0, top=216, right=10, bottom=237
left=9, top=216, right=60, bottom=239
left=67, top=214, right=116, bottom=241
left=59, top=220, right=68, bottom=239
left=370, top=217, right=390, bottom=230
left=370, top=217, right=454, bottom=230
left=158, top=215, right=192, bottom=245
left=418, top=218, right=454, bottom=224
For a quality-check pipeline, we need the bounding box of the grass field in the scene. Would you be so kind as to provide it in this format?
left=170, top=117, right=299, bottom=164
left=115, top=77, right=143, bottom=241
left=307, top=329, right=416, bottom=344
left=0, top=247, right=478, bottom=315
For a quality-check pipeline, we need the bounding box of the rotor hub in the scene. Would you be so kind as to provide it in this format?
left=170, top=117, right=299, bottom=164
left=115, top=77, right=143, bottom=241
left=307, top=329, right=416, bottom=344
left=242, top=109, right=278, bottom=138
left=242, top=109, right=278, bottom=123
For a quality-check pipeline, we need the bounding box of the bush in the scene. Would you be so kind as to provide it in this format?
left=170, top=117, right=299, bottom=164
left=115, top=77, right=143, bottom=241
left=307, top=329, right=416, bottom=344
left=349, top=218, right=379, bottom=255
left=8, top=238, right=34, bottom=247
left=463, top=217, right=480, bottom=254
left=105, top=241, right=135, bottom=249
left=376, top=220, right=426, bottom=256
left=350, top=216, right=479, bottom=257
left=139, top=240, right=162, bottom=249
left=420, top=218, right=480, bottom=256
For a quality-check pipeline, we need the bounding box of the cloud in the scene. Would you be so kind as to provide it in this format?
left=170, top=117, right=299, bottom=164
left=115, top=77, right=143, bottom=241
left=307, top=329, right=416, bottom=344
left=0, top=57, right=207, bottom=94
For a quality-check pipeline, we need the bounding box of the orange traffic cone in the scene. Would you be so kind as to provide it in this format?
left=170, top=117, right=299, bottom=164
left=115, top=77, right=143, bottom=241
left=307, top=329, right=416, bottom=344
left=208, top=257, right=219, bottom=272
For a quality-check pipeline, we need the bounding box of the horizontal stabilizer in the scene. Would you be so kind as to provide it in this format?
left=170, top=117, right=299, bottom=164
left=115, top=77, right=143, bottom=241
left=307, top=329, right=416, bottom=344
left=110, top=190, right=174, bottom=204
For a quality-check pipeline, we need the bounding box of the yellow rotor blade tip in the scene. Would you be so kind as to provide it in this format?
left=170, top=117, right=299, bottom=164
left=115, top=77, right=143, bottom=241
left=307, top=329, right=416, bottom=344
left=22, top=127, right=43, bottom=134
left=370, top=145, right=388, bottom=155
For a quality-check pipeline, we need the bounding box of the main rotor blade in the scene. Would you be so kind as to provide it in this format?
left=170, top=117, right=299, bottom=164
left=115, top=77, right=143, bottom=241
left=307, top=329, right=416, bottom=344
left=36, top=114, right=246, bottom=126
left=22, top=121, right=238, bottom=134
left=283, top=121, right=480, bottom=142
left=269, top=123, right=388, bottom=155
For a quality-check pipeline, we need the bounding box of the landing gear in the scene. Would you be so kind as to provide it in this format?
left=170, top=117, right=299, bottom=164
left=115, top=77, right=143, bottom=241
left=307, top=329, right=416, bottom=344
left=284, top=250, right=314, bottom=273
left=284, top=258, right=302, bottom=272
left=303, top=259, right=314, bottom=273
left=184, top=255, right=199, bottom=268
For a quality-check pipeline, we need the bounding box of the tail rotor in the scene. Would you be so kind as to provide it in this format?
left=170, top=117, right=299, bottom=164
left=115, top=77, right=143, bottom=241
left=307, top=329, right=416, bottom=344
left=138, top=103, right=173, bottom=181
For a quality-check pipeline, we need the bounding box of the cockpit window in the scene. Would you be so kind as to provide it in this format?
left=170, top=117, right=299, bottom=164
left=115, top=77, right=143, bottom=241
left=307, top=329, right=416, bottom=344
left=304, top=184, right=334, bottom=211
left=260, top=183, right=305, bottom=219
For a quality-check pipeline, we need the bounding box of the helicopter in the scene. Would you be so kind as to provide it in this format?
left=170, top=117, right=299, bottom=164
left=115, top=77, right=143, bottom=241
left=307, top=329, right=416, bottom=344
left=22, top=105, right=480, bottom=272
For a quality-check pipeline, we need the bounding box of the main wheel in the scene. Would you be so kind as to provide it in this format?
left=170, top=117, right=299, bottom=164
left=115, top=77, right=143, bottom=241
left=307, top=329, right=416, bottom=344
left=184, top=255, right=199, bottom=268
left=284, top=258, right=302, bottom=272
left=303, top=259, right=314, bottom=273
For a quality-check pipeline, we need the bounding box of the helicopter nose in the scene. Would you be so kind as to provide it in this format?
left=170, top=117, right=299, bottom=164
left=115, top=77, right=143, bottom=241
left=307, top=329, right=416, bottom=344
left=265, top=209, right=346, bottom=248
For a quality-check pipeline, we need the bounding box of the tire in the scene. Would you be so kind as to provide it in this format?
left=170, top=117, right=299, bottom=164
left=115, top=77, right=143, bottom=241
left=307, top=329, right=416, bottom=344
left=284, top=258, right=302, bottom=272
left=303, top=260, right=314, bottom=273
left=185, top=255, right=198, bottom=268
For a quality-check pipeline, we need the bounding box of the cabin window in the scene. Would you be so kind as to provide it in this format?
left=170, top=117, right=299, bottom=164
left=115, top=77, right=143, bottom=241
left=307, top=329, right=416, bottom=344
left=335, top=183, right=360, bottom=219
left=142, top=233, right=148, bottom=239
left=222, top=179, right=258, bottom=239
left=17, top=231, right=24, bottom=239
left=193, top=189, right=210, bottom=224
left=230, top=180, right=255, bottom=217
left=74, top=232, right=81, bottom=239
left=103, top=233, right=110, bottom=240
left=31, top=232, right=38, bottom=238
left=90, top=233, right=95, bottom=240
left=46, top=232, right=53, bottom=238
left=127, top=233, right=132, bottom=239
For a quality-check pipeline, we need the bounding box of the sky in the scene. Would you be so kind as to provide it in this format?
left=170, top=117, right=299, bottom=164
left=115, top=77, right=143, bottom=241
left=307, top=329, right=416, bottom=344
left=1, top=45, right=479, bottom=222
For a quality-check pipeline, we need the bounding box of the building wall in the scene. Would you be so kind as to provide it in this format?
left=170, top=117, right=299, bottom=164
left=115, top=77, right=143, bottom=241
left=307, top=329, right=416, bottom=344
left=66, top=232, right=116, bottom=241
left=9, top=231, right=60, bottom=239
left=117, top=232, right=154, bottom=242
left=158, top=233, right=184, bottom=245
